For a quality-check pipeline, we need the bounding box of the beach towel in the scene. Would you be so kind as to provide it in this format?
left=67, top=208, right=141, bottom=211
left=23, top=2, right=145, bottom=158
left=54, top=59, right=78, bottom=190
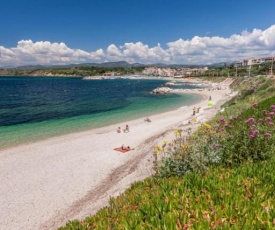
left=113, top=147, right=131, bottom=153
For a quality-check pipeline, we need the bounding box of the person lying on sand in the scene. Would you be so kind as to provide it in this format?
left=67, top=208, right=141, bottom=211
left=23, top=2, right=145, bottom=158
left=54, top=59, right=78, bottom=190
left=121, top=145, right=131, bottom=150
left=121, top=145, right=134, bottom=150
left=144, top=117, right=151, bottom=122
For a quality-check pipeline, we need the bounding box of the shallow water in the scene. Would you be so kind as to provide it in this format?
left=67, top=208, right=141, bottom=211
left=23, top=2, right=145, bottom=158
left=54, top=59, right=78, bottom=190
left=0, top=76, right=203, bottom=149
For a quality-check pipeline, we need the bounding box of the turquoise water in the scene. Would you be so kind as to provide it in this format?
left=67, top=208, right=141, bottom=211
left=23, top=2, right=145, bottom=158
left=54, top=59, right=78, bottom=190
left=0, top=76, right=203, bottom=149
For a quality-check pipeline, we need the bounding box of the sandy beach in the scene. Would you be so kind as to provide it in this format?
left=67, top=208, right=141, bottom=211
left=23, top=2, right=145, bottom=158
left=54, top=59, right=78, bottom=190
left=0, top=78, right=235, bottom=230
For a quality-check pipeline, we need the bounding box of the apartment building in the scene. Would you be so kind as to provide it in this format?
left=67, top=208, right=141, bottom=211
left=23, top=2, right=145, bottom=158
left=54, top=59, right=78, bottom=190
left=235, top=56, right=274, bottom=67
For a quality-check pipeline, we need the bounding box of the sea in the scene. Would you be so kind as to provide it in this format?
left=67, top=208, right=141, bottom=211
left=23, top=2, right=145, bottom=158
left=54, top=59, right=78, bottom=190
left=0, top=76, right=204, bottom=149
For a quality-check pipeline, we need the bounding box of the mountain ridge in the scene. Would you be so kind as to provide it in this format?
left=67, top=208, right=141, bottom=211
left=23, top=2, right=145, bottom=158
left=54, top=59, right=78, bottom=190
left=6, top=61, right=228, bottom=70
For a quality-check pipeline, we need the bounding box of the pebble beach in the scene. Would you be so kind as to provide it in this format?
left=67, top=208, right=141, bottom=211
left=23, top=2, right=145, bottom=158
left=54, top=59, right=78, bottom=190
left=0, top=78, right=235, bottom=230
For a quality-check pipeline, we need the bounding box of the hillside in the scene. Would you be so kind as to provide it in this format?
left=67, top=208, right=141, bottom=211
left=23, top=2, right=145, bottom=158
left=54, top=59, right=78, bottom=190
left=58, top=76, right=275, bottom=229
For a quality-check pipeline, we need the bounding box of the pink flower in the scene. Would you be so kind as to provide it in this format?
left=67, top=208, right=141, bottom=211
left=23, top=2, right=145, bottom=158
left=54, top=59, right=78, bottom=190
left=258, top=118, right=263, bottom=124
left=268, top=122, right=273, bottom=127
left=252, top=103, right=258, bottom=108
left=270, top=112, right=275, bottom=117
left=245, top=117, right=255, bottom=124
left=249, top=130, right=259, bottom=138
left=219, top=117, right=225, bottom=124
left=264, top=133, right=271, bottom=138
left=266, top=117, right=272, bottom=122
left=228, top=135, right=234, bottom=140
left=271, top=105, right=275, bottom=111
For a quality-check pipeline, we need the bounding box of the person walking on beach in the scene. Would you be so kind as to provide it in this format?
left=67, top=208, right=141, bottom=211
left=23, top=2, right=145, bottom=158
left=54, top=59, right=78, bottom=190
left=193, top=107, right=196, bottom=116
left=117, top=127, right=121, bottom=133
left=196, top=107, right=201, bottom=114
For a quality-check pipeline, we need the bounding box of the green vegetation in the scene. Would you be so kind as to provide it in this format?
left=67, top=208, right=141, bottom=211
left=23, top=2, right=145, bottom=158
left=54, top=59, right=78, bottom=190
left=0, top=66, right=146, bottom=77
left=198, top=62, right=273, bottom=78
left=0, top=60, right=273, bottom=78
left=59, top=76, right=275, bottom=229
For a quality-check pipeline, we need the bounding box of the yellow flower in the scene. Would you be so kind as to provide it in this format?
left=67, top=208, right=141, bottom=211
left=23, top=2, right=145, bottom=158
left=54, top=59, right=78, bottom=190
left=203, top=123, right=211, bottom=129
left=156, top=145, right=163, bottom=152
left=181, top=145, right=188, bottom=151
left=163, top=140, right=167, bottom=145
left=174, top=130, right=181, bottom=136
left=192, top=117, right=197, bottom=123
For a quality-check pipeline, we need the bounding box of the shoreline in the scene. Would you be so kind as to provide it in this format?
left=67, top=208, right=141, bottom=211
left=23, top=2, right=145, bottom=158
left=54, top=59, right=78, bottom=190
left=0, top=92, right=203, bottom=151
left=0, top=78, right=235, bottom=230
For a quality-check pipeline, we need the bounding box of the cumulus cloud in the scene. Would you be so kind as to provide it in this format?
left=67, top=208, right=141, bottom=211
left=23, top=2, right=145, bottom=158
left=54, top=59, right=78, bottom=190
left=0, top=25, right=275, bottom=67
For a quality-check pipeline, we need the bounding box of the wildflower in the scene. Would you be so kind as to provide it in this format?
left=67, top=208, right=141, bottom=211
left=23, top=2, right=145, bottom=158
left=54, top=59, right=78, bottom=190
left=252, top=103, right=258, bottom=108
left=181, top=145, right=188, bottom=151
left=214, top=143, right=220, bottom=148
left=245, top=117, right=255, bottom=124
left=174, top=130, right=181, bottom=136
left=249, top=130, right=259, bottom=138
left=271, top=105, right=275, bottom=111
left=251, top=124, right=256, bottom=129
left=269, top=112, right=275, bottom=117
left=203, top=123, right=211, bottom=129
left=258, top=118, right=263, bottom=124
left=228, top=135, right=234, bottom=140
left=219, top=117, right=225, bottom=124
left=192, top=117, right=197, bottom=123
left=156, top=145, right=163, bottom=152
left=263, top=110, right=268, bottom=115
left=264, top=133, right=271, bottom=138
left=266, top=117, right=272, bottom=122
left=162, top=140, right=167, bottom=148
left=268, top=122, right=273, bottom=127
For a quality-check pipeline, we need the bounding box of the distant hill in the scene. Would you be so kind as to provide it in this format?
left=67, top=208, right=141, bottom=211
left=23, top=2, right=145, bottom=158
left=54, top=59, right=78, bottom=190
left=10, top=61, right=146, bottom=70
left=8, top=61, right=215, bottom=70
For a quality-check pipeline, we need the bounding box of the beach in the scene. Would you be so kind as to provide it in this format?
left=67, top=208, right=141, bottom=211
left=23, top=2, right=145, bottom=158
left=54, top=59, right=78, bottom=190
left=0, top=78, right=235, bottom=230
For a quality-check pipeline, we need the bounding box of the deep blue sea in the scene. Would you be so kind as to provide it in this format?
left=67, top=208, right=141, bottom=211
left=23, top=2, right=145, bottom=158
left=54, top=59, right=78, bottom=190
left=0, top=76, right=204, bottom=149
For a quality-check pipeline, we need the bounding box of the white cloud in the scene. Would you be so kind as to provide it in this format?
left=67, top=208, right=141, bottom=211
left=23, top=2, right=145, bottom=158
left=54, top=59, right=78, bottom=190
left=0, top=25, right=275, bottom=67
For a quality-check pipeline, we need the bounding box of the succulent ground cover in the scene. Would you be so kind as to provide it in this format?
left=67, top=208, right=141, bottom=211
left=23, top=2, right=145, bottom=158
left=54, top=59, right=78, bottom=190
left=59, top=76, right=275, bottom=229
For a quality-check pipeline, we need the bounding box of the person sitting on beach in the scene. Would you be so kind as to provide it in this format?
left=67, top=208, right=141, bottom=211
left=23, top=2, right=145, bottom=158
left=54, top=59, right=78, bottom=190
left=117, top=127, right=121, bottom=133
left=123, top=124, right=129, bottom=133
left=145, top=117, right=151, bottom=122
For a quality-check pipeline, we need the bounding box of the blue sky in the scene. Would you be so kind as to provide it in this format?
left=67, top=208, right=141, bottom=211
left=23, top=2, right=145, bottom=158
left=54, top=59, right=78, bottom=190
left=0, top=0, right=275, bottom=67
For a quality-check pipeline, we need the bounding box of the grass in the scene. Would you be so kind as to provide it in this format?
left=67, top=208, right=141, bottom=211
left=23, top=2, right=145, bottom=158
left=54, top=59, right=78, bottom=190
left=59, top=76, right=275, bottom=229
